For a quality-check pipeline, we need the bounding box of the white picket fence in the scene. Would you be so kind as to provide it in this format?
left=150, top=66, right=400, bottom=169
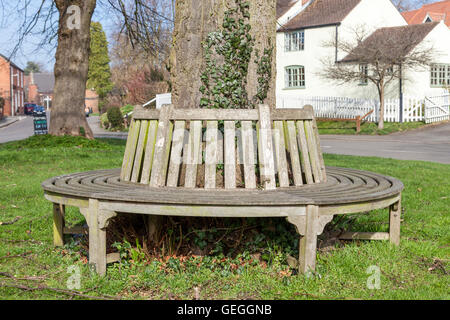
left=424, top=94, right=450, bottom=123
left=277, top=95, right=447, bottom=123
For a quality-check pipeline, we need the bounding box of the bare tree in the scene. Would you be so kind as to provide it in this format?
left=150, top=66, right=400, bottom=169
left=3, top=0, right=172, bottom=138
left=319, top=23, right=437, bottom=129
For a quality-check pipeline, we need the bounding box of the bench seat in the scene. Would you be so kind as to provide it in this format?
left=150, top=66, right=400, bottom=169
left=42, top=104, right=403, bottom=275
left=42, top=167, right=403, bottom=207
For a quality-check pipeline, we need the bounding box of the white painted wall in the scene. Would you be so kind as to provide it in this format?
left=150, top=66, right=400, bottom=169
left=402, top=22, right=450, bottom=97
left=276, top=0, right=414, bottom=106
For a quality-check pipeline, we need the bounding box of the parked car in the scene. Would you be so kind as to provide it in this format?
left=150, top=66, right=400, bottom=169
left=32, top=105, right=46, bottom=115
left=24, top=103, right=36, bottom=115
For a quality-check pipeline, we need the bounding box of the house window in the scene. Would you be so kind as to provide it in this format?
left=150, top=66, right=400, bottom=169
left=359, top=64, right=368, bottom=85
left=430, top=64, right=450, bottom=87
left=285, top=66, right=305, bottom=88
left=285, top=30, right=305, bottom=52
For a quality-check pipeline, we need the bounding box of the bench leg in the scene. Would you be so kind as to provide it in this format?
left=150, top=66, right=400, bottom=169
left=299, top=205, right=319, bottom=274
left=389, top=197, right=401, bottom=246
left=53, top=203, right=65, bottom=247
left=88, top=199, right=117, bottom=276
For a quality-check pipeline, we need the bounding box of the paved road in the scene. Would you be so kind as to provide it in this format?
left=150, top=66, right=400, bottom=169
left=0, top=115, right=35, bottom=144
left=1, top=115, right=449, bottom=164
left=321, top=122, right=450, bottom=164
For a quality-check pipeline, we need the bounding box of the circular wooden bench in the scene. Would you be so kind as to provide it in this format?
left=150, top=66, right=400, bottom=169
left=42, top=105, right=403, bottom=275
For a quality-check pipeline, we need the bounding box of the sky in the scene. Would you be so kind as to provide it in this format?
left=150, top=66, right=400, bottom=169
left=0, top=1, right=121, bottom=71
left=0, top=0, right=435, bottom=71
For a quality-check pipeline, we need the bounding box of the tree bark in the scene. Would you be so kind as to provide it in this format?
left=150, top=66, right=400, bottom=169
left=50, top=0, right=96, bottom=138
left=170, top=0, right=277, bottom=109
left=378, top=85, right=385, bottom=130
left=170, top=0, right=225, bottom=109
left=246, top=0, right=277, bottom=109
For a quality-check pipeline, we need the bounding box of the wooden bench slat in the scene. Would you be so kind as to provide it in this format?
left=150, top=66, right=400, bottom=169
left=150, top=105, right=173, bottom=187
left=224, top=121, right=236, bottom=189
left=285, top=121, right=304, bottom=186
left=131, top=120, right=150, bottom=183
left=205, top=121, right=218, bottom=189
left=132, top=107, right=314, bottom=121
left=273, top=121, right=290, bottom=188
left=140, top=120, right=158, bottom=184
left=308, top=106, right=327, bottom=182
left=121, top=120, right=141, bottom=182
left=296, top=121, right=314, bottom=184
left=257, top=105, right=276, bottom=190
left=304, top=120, right=321, bottom=183
left=241, top=121, right=257, bottom=189
left=185, top=120, right=202, bottom=188
left=167, top=121, right=186, bottom=187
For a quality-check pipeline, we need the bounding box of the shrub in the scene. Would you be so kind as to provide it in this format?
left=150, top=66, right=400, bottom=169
left=107, top=106, right=123, bottom=130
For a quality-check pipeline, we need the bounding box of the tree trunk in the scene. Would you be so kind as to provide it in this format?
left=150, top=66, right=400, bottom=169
left=170, top=0, right=277, bottom=109
left=50, top=0, right=96, bottom=138
left=246, top=0, right=277, bottom=109
left=378, top=85, right=385, bottom=130
left=170, top=0, right=225, bottom=109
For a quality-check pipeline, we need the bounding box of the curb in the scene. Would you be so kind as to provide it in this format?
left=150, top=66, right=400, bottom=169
left=0, top=118, right=20, bottom=129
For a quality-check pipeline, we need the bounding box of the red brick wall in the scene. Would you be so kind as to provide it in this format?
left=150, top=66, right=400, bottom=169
left=0, top=56, right=24, bottom=116
left=0, top=56, right=11, bottom=116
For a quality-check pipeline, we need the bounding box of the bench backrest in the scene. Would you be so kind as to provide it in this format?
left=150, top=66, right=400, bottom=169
left=120, top=104, right=326, bottom=190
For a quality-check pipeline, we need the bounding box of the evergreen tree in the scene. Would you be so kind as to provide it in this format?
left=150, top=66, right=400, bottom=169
left=87, top=22, right=113, bottom=99
left=24, top=61, right=42, bottom=75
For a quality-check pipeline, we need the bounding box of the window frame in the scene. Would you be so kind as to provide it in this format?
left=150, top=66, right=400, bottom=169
left=359, top=64, right=369, bottom=86
left=285, top=65, right=306, bottom=89
left=430, top=64, right=450, bottom=87
left=284, top=30, right=305, bottom=52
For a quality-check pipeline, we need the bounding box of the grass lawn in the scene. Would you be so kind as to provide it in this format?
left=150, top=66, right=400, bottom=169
left=317, top=120, right=428, bottom=135
left=0, top=135, right=448, bottom=300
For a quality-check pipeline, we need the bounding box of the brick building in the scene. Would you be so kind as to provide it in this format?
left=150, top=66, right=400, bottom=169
left=0, top=54, right=25, bottom=116
left=25, top=72, right=99, bottom=113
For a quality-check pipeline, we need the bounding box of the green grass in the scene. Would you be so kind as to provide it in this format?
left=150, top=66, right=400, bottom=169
left=0, top=135, right=448, bottom=300
left=318, top=120, right=427, bottom=135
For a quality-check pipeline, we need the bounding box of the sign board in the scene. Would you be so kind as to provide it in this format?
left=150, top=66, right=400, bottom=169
left=156, top=93, right=172, bottom=109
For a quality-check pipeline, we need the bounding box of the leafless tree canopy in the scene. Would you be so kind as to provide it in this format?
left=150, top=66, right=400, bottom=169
left=2, top=0, right=173, bottom=60
left=319, top=23, right=437, bottom=128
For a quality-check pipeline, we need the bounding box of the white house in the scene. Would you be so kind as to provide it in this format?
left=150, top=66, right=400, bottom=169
left=276, top=0, right=450, bottom=106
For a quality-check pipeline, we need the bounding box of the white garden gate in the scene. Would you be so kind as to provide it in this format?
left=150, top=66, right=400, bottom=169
left=424, top=94, right=450, bottom=123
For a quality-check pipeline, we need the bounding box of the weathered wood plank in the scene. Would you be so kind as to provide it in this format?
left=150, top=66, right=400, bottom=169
left=241, top=121, right=256, bottom=189
left=389, top=198, right=401, bottom=246
left=140, top=120, right=158, bottom=184
left=53, top=203, right=65, bottom=247
left=305, top=105, right=327, bottom=182
left=273, top=121, right=290, bottom=188
left=150, top=105, right=173, bottom=187
left=339, top=232, right=390, bottom=241
left=296, top=121, right=314, bottom=184
left=224, top=121, right=236, bottom=189
left=285, top=121, right=303, bottom=186
left=121, top=120, right=141, bottom=181
left=166, top=121, right=186, bottom=187
left=131, top=120, right=150, bottom=183
left=133, top=107, right=314, bottom=121
left=257, top=105, right=276, bottom=190
left=299, top=205, right=318, bottom=274
left=185, top=121, right=202, bottom=188
left=304, top=120, right=320, bottom=183
left=205, top=121, right=218, bottom=189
